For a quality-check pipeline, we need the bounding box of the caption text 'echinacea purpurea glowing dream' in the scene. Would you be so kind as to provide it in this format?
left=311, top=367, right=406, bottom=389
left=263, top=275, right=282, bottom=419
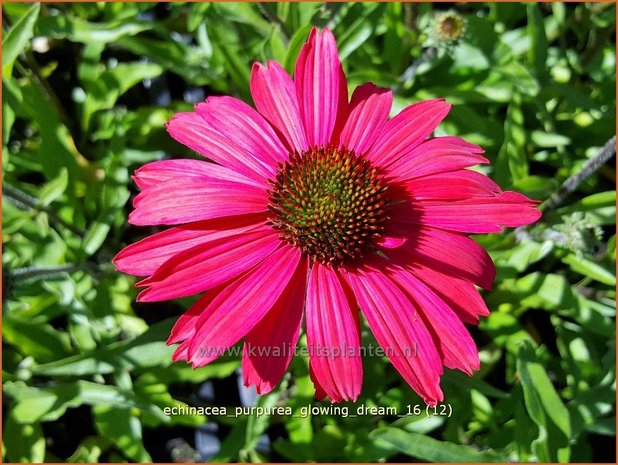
left=114, top=27, right=541, bottom=405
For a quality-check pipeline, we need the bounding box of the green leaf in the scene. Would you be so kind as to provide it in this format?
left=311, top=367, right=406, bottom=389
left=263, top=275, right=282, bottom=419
left=20, top=75, right=92, bottom=187
left=208, top=26, right=250, bottom=99
left=116, top=35, right=215, bottom=86
left=369, top=427, right=508, bottom=462
left=442, top=370, right=509, bottom=399
left=554, top=191, right=616, bottom=225
left=495, top=100, right=528, bottom=186
left=284, top=25, right=313, bottom=74
left=35, top=15, right=150, bottom=44
left=4, top=409, right=46, bottom=462
left=517, top=342, right=571, bottom=462
left=82, top=62, right=163, bottom=125
left=516, top=272, right=574, bottom=309
left=497, top=61, right=540, bottom=97
left=2, top=2, right=40, bottom=78
left=187, top=3, right=211, bottom=32
left=562, top=254, right=616, bottom=286
left=212, top=2, right=271, bottom=35
left=4, top=380, right=168, bottom=424
left=66, top=436, right=108, bottom=463
left=33, top=318, right=176, bottom=376
left=514, top=391, right=537, bottom=461
left=81, top=220, right=111, bottom=256
left=494, top=239, right=553, bottom=272
left=39, top=167, right=69, bottom=206
left=531, top=130, right=571, bottom=148
left=244, top=392, right=280, bottom=455
left=3, top=313, right=73, bottom=363
left=336, top=5, right=380, bottom=61
left=527, top=3, right=549, bottom=82
left=94, top=405, right=152, bottom=462
left=3, top=76, right=23, bottom=141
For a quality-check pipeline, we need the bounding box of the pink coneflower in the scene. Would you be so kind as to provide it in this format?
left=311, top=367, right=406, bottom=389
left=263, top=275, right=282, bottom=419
left=114, top=28, right=541, bottom=405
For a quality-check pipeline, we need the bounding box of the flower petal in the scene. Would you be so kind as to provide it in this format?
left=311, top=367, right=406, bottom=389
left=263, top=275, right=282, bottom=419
left=406, top=263, right=490, bottom=324
left=388, top=224, right=496, bottom=290
left=295, top=27, right=347, bottom=148
left=172, top=341, right=191, bottom=362
left=309, top=364, right=328, bottom=401
left=375, top=235, right=407, bottom=249
left=166, top=112, right=272, bottom=182
left=414, top=191, right=543, bottom=233
left=251, top=61, right=309, bottom=153
left=344, top=266, right=444, bottom=405
left=114, top=214, right=266, bottom=276
left=404, top=170, right=502, bottom=201
left=133, top=159, right=263, bottom=190
left=366, top=99, right=452, bottom=167
left=187, top=245, right=302, bottom=367
left=167, top=287, right=224, bottom=345
left=306, top=263, right=363, bottom=402
left=242, top=257, right=308, bottom=394
left=388, top=268, right=480, bottom=375
left=339, top=83, right=392, bottom=155
left=128, top=177, right=268, bottom=226
left=195, top=96, right=288, bottom=171
left=387, top=136, right=488, bottom=181
left=136, top=228, right=280, bottom=302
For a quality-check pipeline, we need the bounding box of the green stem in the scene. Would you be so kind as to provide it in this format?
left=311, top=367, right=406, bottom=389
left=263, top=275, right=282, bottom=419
left=3, top=184, right=84, bottom=237
left=8, top=263, right=85, bottom=282
left=542, top=135, right=616, bottom=212
left=256, top=2, right=290, bottom=40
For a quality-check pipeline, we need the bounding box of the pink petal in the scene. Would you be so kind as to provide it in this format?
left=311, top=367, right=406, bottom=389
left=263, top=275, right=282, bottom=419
left=169, top=286, right=229, bottom=362
left=344, top=266, right=444, bottom=405
left=133, top=159, right=262, bottom=190
left=114, top=214, right=266, bottom=276
left=339, top=83, right=392, bottom=155
left=251, top=61, right=309, bottom=153
left=172, top=341, right=190, bottom=362
left=128, top=177, right=268, bottom=226
left=366, top=99, right=452, bottom=167
left=388, top=223, right=496, bottom=290
left=195, top=96, right=288, bottom=170
left=388, top=267, right=480, bottom=375
left=414, top=191, right=543, bottom=233
left=309, top=364, right=328, bottom=401
left=295, top=27, right=348, bottom=148
left=406, top=263, right=490, bottom=324
left=136, top=228, right=280, bottom=302
left=166, top=112, right=272, bottom=182
left=305, top=263, right=362, bottom=402
left=388, top=136, right=488, bottom=181
left=375, top=235, right=407, bottom=249
left=404, top=170, right=502, bottom=201
left=187, top=245, right=302, bottom=367
left=167, top=287, right=223, bottom=345
left=242, top=257, right=308, bottom=394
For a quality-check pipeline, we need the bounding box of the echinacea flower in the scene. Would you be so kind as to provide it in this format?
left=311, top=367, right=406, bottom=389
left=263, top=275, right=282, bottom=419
left=114, top=27, right=541, bottom=405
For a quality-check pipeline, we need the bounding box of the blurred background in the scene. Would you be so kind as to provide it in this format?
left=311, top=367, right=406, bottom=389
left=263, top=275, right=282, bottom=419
left=2, top=2, right=616, bottom=463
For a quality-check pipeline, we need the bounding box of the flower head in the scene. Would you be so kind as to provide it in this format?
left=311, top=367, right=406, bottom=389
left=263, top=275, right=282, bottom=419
left=114, top=27, right=541, bottom=405
left=434, top=11, right=466, bottom=43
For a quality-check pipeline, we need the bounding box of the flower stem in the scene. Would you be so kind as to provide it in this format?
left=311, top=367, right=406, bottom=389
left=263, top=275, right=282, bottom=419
left=9, top=263, right=85, bottom=282
left=542, top=135, right=616, bottom=212
left=3, top=184, right=84, bottom=237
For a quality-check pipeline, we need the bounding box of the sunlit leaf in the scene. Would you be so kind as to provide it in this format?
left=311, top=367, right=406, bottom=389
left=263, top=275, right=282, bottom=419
left=2, top=2, right=40, bottom=78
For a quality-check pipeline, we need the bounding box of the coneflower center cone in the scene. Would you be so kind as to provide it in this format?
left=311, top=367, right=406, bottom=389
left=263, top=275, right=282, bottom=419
left=268, top=146, right=390, bottom=265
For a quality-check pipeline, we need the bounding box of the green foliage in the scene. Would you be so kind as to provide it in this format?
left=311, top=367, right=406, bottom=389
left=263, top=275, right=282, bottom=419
left=2, top=2, right=615, bottom=463
left=2, top=3, right=40, bottom=78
